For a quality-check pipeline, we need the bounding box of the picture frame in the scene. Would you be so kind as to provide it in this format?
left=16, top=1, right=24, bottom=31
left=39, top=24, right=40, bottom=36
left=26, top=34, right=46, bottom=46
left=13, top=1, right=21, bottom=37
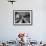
left=13, top=10, right=33, bottom=26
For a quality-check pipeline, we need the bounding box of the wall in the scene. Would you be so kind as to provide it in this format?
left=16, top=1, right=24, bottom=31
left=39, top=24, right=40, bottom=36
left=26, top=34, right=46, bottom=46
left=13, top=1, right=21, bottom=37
left=0, top=0, right=46, bottom=42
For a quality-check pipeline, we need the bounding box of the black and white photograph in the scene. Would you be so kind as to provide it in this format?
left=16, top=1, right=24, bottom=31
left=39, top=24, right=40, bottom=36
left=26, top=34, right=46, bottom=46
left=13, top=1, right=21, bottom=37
left=13, top=10, right=32, bottom=25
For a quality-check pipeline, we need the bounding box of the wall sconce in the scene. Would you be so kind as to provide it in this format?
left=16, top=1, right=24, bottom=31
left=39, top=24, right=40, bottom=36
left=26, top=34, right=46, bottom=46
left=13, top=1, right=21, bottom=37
left=8, top=0, right=16, bottom=4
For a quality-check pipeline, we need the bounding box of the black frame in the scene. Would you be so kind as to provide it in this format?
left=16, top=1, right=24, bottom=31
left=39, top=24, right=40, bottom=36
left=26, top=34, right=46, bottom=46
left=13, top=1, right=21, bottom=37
left=13, top=10, right=33, bottom=26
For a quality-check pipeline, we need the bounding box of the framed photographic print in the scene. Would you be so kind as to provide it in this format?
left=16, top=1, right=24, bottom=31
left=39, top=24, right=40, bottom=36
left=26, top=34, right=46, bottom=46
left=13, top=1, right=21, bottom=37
left=13, top=10, right=32, bottom=25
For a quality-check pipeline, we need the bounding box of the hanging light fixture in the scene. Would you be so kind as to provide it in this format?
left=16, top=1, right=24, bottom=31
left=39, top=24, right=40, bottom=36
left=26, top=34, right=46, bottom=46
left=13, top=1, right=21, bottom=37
left=8, top=0, right=16, bottom=4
